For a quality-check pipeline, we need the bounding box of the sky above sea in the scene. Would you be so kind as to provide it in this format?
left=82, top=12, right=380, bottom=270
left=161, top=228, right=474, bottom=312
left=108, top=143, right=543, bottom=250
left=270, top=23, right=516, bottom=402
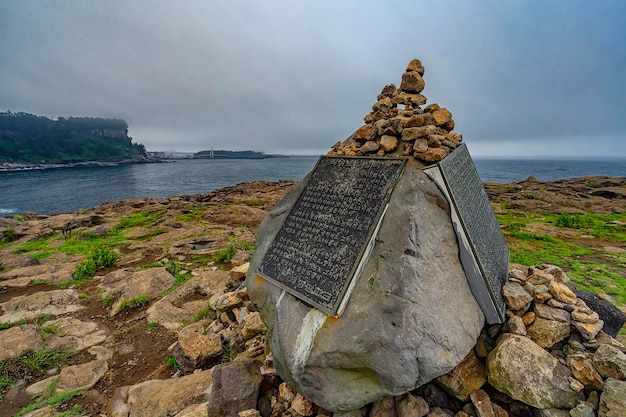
left=0, top=1, right=624, bottom=157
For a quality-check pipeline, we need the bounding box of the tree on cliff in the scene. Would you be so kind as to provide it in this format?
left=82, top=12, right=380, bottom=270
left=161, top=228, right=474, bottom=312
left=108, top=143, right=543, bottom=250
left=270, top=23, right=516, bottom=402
left=0, top=111, right=147, bottom=163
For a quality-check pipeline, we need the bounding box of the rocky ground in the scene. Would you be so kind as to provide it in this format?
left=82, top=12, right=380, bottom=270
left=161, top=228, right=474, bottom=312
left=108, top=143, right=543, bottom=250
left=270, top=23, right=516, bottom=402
left=0, top=176, right=625, bottom=417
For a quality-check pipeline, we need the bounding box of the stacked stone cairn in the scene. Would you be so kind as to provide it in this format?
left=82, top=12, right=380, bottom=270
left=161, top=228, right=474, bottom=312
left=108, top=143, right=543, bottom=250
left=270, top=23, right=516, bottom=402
left=327, top=59, right=462, bottom=163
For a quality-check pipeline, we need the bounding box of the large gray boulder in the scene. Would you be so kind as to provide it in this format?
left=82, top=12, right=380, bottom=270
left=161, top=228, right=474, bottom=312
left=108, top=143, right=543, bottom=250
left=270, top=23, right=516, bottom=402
left=247, top=160, right=484, bottom=412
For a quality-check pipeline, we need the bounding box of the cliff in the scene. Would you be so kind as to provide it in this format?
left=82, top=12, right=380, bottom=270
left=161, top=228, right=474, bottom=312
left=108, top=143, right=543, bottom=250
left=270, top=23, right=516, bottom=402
left=0, top=111, right=147, bottom=164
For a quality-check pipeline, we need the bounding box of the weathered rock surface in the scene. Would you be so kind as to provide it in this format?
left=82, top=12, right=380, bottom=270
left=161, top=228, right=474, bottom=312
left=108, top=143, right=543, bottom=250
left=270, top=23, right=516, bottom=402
left=486, top=334, right=584, bottom=409
left=0, top=263, right=76, bottom=287
left=112, top=369, right=213, bottom=417
left=147, top=270, right=230, bottom=330
left=26, top=360, right=109, bottom=396
left=575, top=289, right=626, bottom=337
left=247, top=160, right=484, bottom=411
left=593, top=344, right=626, bottom=380
left=599, top=379, right=626, bottom=417
left=206, top=360, right=263, bottom=417
left=99, top=267, right=177, bottom=315
left=436, top=350, right=486, bottom=401
left=0, top=288, right=85, bottom=323
left=0, top=324, right=44, bottom=360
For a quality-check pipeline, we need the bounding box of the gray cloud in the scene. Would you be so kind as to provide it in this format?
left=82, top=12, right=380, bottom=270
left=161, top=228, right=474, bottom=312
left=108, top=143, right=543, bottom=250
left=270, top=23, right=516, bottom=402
left=1, top=0, right=624, bottom=156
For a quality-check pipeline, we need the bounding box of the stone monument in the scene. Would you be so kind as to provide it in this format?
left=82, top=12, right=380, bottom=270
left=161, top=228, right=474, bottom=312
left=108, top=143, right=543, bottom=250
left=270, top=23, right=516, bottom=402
left=247, top=59, right=508, bottom=412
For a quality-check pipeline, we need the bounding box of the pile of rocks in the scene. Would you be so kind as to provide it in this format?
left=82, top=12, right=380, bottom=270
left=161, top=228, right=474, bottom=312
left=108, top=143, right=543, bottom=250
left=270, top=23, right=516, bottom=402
left=327, top=59, right=463, bottom=163
left=161, top=263, right=626, bottom=417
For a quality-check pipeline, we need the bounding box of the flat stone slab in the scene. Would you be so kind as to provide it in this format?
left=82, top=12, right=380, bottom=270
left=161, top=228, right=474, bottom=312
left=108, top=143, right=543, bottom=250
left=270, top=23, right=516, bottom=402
left=0, top=263, right=76, bottom=287
left=147, top=270, right=230, bottom=330
left=0, top=289, right=85, bottom=324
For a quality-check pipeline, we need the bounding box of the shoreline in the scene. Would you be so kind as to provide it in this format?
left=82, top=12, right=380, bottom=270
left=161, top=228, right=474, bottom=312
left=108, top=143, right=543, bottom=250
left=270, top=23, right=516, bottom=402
left=0, top=157, right=163, bottom=172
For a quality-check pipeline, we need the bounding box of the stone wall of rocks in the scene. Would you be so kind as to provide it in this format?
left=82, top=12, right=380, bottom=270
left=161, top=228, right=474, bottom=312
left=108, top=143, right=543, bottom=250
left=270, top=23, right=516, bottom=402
left=327, top=59, right=463, bottom=163
left=194, top=263, right=626, bottom=417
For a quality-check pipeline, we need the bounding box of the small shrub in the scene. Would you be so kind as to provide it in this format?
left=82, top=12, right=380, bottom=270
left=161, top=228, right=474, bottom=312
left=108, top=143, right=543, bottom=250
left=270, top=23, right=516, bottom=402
left=73, top=247, right=119, bottom=280
left=2, top=227, right=18, bottom=242
left=101, top=292, right=119, bottom=307
left=164, top=357, right=179, bottom=369
left=555, top=213, right=603, bottom=230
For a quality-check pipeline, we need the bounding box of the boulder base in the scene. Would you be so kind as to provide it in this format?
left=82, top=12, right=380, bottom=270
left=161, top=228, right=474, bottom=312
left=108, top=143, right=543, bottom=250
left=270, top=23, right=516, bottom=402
left=247, top=159, right=484, bottom=412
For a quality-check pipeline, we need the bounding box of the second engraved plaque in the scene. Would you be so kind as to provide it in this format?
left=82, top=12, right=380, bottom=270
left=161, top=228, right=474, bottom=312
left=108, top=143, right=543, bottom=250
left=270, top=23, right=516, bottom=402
left=257, top=156, right=405, bottom=316
left=424, top=143, right=510, bottom=323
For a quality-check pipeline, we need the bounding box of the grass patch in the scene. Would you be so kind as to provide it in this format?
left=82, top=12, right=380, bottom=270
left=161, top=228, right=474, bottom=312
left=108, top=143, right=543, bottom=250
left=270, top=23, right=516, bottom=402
left=0, top=318, right=26, bottom=330
left=221, top=343, right=232, bottom=363
left=21, top=349, right=74, bottom=374
left=12, top=237, right=50, bottom=254
left=101, top=293, right=118, bottom=307
left=164, top=357, right=179, bottom=369
left=72, top=246, right=119, bottom=280
left=0, top=375, right=15, bottom=391
left=13, top=377, right=84, bottom=417
left=113, top=210, right=165, bottom=232
left=193, top=303, right=214, bottom=323
left=117, top=295, right=151, bottom=311
left=211, top=241, right=237, bottom=263
left=146, top=321, right=159, bottom=330
left=37, top=322, right=63, bottom=341
left=244, top=199, right=265, bottom=207
left=176, top=208, right=205, bottom=222
left=498, top=210, right=626, bottom=308
left=133, top=228, right=168, bottom=240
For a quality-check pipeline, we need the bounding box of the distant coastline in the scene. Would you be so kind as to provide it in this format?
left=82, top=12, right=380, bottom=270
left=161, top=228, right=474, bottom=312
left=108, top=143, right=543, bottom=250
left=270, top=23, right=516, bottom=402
left=0, top=157, right=159, bottom=173
left=193, top=149, right=284, bottom=159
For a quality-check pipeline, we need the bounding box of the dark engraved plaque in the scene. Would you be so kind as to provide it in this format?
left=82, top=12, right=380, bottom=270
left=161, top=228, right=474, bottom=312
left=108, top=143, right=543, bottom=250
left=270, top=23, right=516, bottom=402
left=424, top=143, right=509, bottom=323
left=257, top=156, right=406, bottom=316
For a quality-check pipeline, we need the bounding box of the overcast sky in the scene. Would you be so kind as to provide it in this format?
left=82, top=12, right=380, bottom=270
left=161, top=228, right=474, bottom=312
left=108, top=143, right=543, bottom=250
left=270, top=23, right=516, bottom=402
left=1, top=1, right=624, bottom=157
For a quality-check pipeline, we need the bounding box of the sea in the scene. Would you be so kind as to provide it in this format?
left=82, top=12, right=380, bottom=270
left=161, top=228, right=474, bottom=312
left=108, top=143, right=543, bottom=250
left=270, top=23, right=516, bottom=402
left=1, top=156, right=625, bottom=216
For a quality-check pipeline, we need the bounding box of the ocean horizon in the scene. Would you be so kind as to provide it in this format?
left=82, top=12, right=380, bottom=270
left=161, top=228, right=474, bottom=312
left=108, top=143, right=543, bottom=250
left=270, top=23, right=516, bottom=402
left=1, top=155, right=624, bottom=215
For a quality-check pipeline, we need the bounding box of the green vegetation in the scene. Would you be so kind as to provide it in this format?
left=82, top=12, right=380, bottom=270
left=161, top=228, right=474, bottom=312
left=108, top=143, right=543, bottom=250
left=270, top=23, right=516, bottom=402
left=1, top=227, right=18, bottom=242
left=20, top=349, right=74, bottom=374
left=0, top=111, right=146, bottom=163
left=13, top=378, right=85, bottom=417
left=244, top=199, right=265, bottom=207
left=498, top=211, right=626, bottom=306
left=0, top=376, right=15, bottom=391
left=72, top=247, right=119, bottom=280
left=12, top=230, right=126, bottom=263
left=117, top=295, right=151, bottom=311
left=113, top=210, right=165, bottom=232
left=221, top=343, right=233, bottom=363
left=176, top=207, right=205, bottom=222
left=164, top=357, right=179, bottom=369
left=146, top=321, right=160, bottom=330
left=193, top=303, right=213, bottom=323
left=101, top=293, right=118, bottom=307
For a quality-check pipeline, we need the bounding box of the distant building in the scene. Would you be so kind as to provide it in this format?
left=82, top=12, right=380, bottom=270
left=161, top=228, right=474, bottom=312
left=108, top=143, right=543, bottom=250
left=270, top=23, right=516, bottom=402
left=147, top=151, right=166, bottom=158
